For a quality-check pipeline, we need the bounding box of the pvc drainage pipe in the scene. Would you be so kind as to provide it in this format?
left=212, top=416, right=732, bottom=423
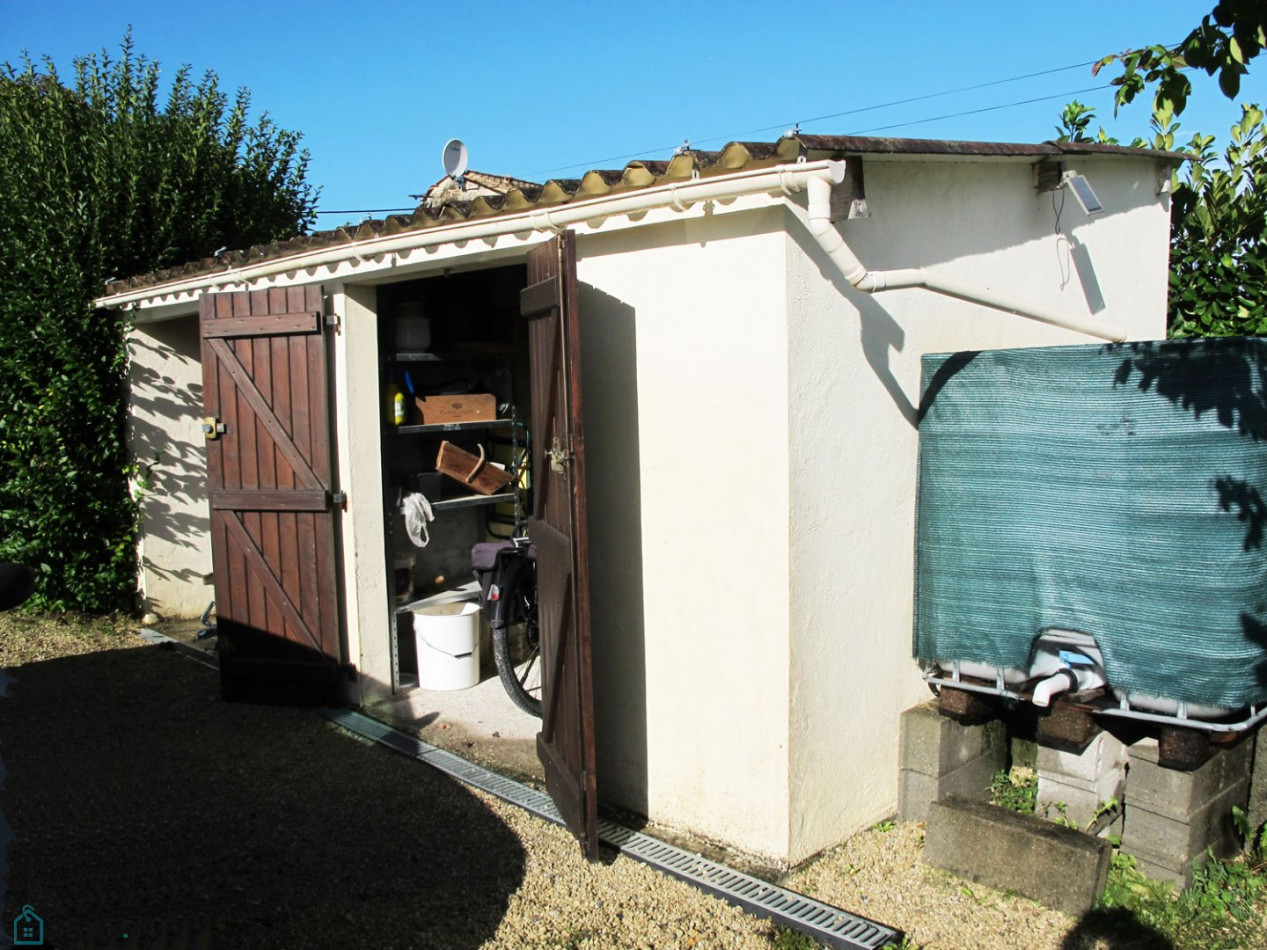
left=799, top=174, right=1128, bottom=342
left=1031, top=668, right=1080, bottom=708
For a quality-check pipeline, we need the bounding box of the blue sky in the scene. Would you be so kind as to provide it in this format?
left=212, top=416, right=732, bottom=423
left=5, top=1, right=1265, bottom=222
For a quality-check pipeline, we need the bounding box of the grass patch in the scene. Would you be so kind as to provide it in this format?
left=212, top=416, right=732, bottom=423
left=768, top=926, right=821, bottom=948
left=1097, top=820, right=1267, bottom=950
left=988, top=767, right=1037, bottom=814
left=0, top=611, right=136, bottom=667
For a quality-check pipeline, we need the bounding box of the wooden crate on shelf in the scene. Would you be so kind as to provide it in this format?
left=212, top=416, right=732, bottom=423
left=435, top=441, right=514, bottom=496
left=415, top=393, right=496, bottom=425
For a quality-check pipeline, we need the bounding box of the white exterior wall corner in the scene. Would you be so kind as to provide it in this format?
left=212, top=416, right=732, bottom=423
left=127, top=315, right=213, bottom=619
left=783, top=156, right=1169, bottom=863
left=575, top=206, right=794, bottom=862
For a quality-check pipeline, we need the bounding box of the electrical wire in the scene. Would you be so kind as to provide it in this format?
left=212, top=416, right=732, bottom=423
left=316, top=45, right=1172, bottom=217
left=845, top=84, right=1114, bottom=136
left=526, top=59, right=1123, bottom=177
left=314, top=207, right=416, bottom=216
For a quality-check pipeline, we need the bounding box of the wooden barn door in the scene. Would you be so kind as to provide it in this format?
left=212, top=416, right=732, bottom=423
left=200, top=286, right=347, bottom=705
left=521, top=233, right=599, bottom=859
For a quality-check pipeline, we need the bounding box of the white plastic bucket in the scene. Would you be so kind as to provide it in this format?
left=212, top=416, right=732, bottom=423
left=412, top=600, right=481, bottom=690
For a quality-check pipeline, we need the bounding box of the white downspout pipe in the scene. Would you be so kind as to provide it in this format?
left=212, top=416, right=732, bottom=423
left=799, top=173, right=1127, bottom=343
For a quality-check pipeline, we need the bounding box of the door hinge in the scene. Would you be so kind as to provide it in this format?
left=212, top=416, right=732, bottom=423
left=325, top=313, right=341, bottom=333
left=202, top=416, right=227, bottom=440
left=330, top=491, right=348, bottom=509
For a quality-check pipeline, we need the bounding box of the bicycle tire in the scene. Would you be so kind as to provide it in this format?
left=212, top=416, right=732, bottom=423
left=492, top=580, right=542, bottom=718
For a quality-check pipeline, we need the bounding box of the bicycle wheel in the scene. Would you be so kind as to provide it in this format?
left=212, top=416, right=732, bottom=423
left=492, top=579, right=542, bottom=717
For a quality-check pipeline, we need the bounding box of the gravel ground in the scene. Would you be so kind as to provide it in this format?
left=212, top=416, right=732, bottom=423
left=0, top=615, right=790, bottom=949
left=1, top=614, right=1261, bottom=949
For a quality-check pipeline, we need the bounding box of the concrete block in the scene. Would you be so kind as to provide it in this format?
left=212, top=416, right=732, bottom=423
left=1124, top=779, right=1249, bottom=886
left=1123, top=737, right=1252, bottom=887
left=924, top=796, right=1112, bottom=917
left=1127, top=737, right=1252, bottom=813
left=1036, top=732, right=1127, bottom=828
left=899, top=753, right=999, bottom=823
left=1036, top=776, right=1115, bottom=830
left=897, top=702, right=1006, bottom=822
left=899, top=769, right=940, bottom=824
left=1249, top=728, right=1266, bottom=834
left=1132, top=853, right=1191, bottom=889
left=1038, top=731, right=1128, bottom=788
left=900, top=701, right=1005, bottom=776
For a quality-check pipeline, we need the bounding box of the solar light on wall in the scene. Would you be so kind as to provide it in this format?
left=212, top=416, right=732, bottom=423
left=1061, top=171, right=1104, bottom=215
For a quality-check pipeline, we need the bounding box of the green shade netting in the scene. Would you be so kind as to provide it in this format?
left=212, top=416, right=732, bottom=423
left=914, top=337, right=1267, bottom=710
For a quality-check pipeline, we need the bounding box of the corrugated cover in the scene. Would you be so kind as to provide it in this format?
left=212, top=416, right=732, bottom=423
left=914, top=338, right=1267, bottom=709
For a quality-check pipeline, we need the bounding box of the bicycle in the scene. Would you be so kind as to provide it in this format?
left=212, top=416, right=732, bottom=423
left=472, top=536, right=541, bottom=717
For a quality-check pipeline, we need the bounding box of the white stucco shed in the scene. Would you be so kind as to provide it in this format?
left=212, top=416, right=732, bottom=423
left=102, top=133, right=1177, bottom=866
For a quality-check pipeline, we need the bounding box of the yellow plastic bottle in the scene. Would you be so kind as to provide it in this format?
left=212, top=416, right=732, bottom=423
left=386, top=382, right=406, bottom=426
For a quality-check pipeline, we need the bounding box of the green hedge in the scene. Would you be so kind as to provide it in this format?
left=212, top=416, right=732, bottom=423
left=0, top=35, right=317, bottom=611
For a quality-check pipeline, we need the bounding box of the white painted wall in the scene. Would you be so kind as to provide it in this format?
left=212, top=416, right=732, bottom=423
left=783, top=155, right=1171, bottom=863
left=577, top=207, right=796, bottom=861
left=332, top=283, right=392, bottom=705
left=127, top=315, right=212, bottom=618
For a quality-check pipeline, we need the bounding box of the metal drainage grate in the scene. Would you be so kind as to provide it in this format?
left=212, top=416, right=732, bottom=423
left=136, top=629, right=219, bottom=668
left=321, top=708, right=901, bottom=950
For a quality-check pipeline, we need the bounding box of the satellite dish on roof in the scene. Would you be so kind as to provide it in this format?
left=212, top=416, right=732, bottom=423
left=442, top=139, right=469, bottom=183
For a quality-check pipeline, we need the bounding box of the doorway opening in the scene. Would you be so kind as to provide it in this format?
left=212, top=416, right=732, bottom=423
left=370, top=261, right=543, bottom=783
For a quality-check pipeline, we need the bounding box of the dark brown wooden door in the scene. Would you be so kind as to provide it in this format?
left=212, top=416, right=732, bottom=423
left=200, top=286, right=346, bottom=705
left=521, top=232, right=599, bottom=860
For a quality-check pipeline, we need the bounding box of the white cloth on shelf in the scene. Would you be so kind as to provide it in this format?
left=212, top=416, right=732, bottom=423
left=402, top=492, right=435, bottom=548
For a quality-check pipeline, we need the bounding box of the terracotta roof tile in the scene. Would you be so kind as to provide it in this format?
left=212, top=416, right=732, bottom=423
left=105, top=133, right=1185, bottom=296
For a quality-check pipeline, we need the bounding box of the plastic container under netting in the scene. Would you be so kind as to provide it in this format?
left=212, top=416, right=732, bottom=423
left=913, top=336, right=1267, bottom=736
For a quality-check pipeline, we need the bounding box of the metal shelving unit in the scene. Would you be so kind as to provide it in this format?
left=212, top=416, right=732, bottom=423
left=431, top=490, right=516, bottom=512
left=381, top=349, right=525, bottom=693
left=392, top=418, right=513, bottom=437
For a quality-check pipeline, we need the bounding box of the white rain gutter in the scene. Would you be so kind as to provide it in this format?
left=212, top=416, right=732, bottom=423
left=98, top=158, right=1127, bottom=343
left=97, top=160, right=848, bottom=309
left=796, top=172, right=1127, bottom=342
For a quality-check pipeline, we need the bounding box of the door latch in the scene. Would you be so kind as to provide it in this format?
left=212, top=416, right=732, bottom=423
left=547, top=436, right=572, bottom=474
left=202, top=416, right=227, bottom=440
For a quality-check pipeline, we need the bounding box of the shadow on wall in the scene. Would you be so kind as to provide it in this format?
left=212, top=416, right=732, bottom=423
left=790, top=222, right=920, bottom=429
left=0, top=638, right=526, bottom=948
left=127, top=317, right=211, bottom=610
left=850, top=160, right=1156, bottom=274
left=577, top=282, right=649, bottom=816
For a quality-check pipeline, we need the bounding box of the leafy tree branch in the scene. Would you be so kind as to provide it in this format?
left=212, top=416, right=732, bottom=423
left=1094, top=0, right=1265, bottom=116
